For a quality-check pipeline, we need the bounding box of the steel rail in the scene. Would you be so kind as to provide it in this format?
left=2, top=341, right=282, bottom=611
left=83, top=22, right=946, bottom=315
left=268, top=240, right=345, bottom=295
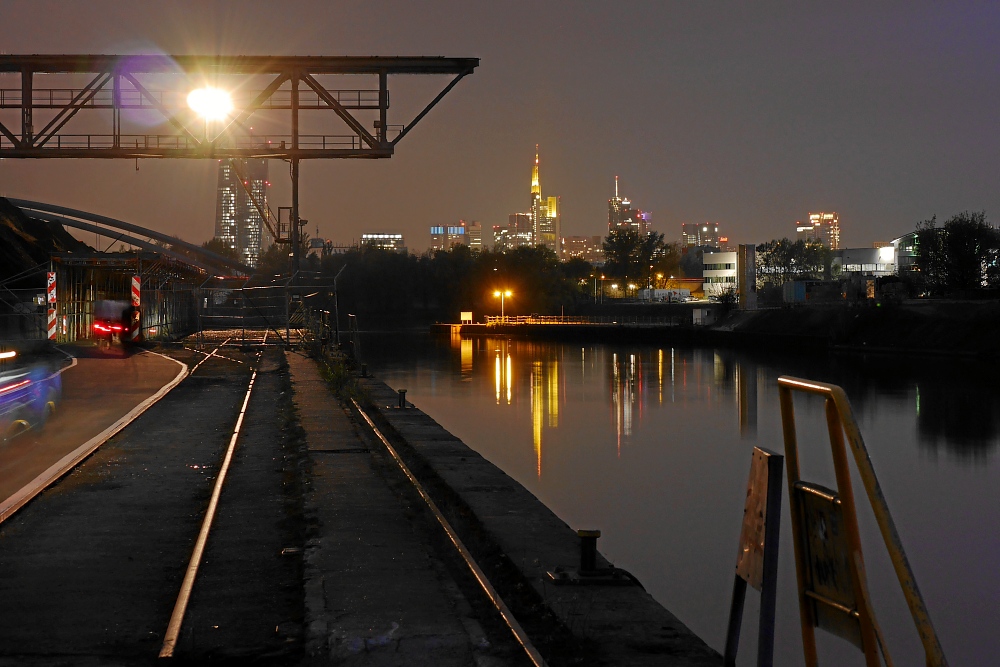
left=189, top=338, right=231, bottom=374
left=350, top=398, right=548, bottom=667
left=159, top=354, right=258, bottom=658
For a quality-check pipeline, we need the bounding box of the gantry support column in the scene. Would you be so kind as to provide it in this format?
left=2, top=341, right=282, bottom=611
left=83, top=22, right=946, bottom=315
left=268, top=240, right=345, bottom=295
left=290, top=72, right=300, bottom=276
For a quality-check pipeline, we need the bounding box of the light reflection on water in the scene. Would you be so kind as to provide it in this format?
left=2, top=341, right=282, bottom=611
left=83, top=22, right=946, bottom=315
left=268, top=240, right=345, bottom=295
left=365, top=332, right=998, bottom=666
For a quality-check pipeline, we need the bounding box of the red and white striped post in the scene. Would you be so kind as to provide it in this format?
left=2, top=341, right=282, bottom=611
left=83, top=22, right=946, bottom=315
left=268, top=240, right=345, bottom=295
left=131, top=275, right=141, bottom=341
left=46, top=271, right=57, bottom=341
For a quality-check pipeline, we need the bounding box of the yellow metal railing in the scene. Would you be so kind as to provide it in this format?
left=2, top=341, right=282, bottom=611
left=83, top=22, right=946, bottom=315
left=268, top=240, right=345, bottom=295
left=778, top=376, right=947, bottom=667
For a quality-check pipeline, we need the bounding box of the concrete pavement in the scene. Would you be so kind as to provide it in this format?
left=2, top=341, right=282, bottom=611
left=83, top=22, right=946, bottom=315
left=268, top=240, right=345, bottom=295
left=0, top=345, right=186, bottom=522
left=287, top=351, right=516, bottom=666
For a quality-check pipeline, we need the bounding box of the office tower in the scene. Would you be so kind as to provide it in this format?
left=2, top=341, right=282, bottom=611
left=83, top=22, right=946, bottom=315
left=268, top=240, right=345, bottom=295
left=495, top=213, right=535, bottom=251
left=561, top=235, right=606, bottom=264
left=467, top=221, right=483, bottom=251
left=430, top=220, right=470, bottom=251
left=214, top=158, right=269, bottom=268
left=361, top=233, right=407, bottom=254
left=796, top=212, right=840, bottom=249
left=608, top=176, right=650, bottom=235
left=681, top=222, right=721, bottom=248
left=529, top=146, right=561, bottom=257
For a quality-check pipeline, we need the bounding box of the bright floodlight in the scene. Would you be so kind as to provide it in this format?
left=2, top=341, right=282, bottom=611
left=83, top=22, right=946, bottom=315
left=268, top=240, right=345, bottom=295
left=187, top=87, right=233, bottom=120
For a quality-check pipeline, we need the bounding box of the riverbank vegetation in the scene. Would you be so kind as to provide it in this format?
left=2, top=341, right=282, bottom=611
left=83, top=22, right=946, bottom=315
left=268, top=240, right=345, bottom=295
left=914, top=211, right=1000, bottom=294
left=273, top=244, right=593, bottom=326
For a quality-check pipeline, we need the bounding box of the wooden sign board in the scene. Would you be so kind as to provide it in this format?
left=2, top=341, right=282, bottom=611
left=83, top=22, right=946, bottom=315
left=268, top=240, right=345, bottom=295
left=726, top=446, right=783, bottom=667
left=735, top=447, right=777, bottom=591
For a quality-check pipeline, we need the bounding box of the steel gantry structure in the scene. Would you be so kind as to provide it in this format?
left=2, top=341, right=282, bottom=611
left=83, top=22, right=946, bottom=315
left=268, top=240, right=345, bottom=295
left=0, top=54, right=479, bottom=269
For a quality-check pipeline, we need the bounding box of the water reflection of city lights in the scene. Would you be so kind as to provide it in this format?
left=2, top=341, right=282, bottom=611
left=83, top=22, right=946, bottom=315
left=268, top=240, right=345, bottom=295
left=532, top=361, right=543, bottom=476
left=495, top=352, right=501, bottom=403
left=461, top=338, right=472, bottom=379
left=494, top=343, right=512, bottom=405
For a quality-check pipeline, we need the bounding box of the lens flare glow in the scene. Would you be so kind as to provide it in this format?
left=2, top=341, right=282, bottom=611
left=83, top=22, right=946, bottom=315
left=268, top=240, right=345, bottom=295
left=187, top=87, right=233, bottom=120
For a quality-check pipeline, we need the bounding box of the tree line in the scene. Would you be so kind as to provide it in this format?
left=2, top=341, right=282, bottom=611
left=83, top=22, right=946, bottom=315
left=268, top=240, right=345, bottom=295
left=256, top=244, right=594, bottom=326
left=914, top=211, right=1000, bottom=293
left=197, top=208, right=998, bottom=324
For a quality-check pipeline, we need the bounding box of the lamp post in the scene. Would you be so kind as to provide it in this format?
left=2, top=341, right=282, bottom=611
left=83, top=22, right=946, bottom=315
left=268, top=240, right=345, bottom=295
left=493, top=289, right=512, bottom=321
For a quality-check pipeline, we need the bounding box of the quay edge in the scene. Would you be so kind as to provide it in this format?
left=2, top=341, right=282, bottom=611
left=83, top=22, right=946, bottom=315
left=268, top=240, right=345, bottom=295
left=359, top=376, right=723, bottom=666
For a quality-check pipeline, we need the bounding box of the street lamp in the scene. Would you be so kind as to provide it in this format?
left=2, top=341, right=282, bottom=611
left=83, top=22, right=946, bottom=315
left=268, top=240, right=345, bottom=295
left=493, top=289, right=512, bottom=320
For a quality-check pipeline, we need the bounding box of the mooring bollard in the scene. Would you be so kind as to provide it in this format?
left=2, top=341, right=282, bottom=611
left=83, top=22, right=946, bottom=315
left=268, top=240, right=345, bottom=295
left=398, top=389, right=407, bottom=408
left=578, top=529, right=601, bottom=573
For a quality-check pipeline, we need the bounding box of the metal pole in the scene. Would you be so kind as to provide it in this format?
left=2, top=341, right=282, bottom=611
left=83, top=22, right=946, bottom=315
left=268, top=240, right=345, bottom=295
left=291, top=72, right=301, bottom=277
left=291, top=158, right=300, bottom=276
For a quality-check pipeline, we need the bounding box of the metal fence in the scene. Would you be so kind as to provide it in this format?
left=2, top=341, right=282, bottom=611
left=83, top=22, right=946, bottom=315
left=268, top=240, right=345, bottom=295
left=142, top=286, right=198, bottom=341
left=1, top=279, right=333, bottom=345
left=197, top=285, right=291, bottom=338
left=0, top=287, right=47, bottom=340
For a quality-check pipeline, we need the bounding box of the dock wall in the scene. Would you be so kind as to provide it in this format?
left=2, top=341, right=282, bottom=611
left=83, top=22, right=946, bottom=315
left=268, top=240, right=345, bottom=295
left=360, top=377, right=723, bottom=666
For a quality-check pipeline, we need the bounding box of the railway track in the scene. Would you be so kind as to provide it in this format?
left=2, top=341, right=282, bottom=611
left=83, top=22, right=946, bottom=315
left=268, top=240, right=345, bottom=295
left=0, top=341, right=304, bottom=663
left=0, top=336, right=559, bottom=665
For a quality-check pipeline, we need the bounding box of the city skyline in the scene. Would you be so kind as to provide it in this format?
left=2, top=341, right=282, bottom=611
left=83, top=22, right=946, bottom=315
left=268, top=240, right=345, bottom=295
left=2, top=2, right=999, bottom=253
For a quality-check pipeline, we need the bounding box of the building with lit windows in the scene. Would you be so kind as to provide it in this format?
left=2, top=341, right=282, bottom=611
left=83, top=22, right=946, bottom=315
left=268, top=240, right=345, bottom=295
left=681, top=222, right=721, bottom=248
left=214, top=158, right=269, bottom=267
left=494, top=213, right=534, bottom=251
left=361, top=233, right=407, bottom=254
left=796, top=212, right=840, bottom=249
left=529, top=146, right=561, bottom=257
left=430, top=221, right=470, bottom=251
left=608, top=176, right=651, bottom=235
left=466, top=221, right=483, bottom=251
left=702, top=251, right=738, bottom=296
left=561, top=235, right=605, bottom=264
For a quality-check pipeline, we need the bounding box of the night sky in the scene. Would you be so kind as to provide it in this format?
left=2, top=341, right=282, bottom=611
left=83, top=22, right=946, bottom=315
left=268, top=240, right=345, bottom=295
left=2, top=1, right=999, bottom=251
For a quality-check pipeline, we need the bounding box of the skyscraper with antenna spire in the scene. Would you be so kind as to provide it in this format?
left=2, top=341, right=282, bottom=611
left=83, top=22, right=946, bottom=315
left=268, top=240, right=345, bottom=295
left=608, top=176, right=650, bottom=234
left=529, top=145, right=561, bottom=257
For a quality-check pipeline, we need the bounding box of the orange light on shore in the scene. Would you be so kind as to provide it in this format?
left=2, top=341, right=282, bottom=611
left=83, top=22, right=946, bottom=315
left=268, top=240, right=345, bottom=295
left=492, top=290, right=513, bottom=318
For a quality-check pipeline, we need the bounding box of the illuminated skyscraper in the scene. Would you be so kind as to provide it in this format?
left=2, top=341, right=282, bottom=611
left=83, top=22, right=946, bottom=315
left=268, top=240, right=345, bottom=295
left=528, top=146, right=561, bottom=257
left=467, top=221, right=483, bottom=251
left=494, top=214, right=534, bottom=251
left=796, top=212, right=840, bottom=249
left=430, top=220, right=469, bottom=251
left=214, top=158, right=269, bottom=267
left=608, top=176, right=650, bottom=234
left=681, top=222, right=721, bottom=248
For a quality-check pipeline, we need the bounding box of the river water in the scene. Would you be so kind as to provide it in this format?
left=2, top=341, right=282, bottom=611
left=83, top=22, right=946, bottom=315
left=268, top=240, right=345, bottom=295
left=363, top=331, right=998, bottom=666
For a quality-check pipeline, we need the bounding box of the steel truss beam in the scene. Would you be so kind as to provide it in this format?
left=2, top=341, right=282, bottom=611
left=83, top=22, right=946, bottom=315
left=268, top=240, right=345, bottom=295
left=11, top=199, right=252, bottom=275
left=0, top=55, right=478, bottom=159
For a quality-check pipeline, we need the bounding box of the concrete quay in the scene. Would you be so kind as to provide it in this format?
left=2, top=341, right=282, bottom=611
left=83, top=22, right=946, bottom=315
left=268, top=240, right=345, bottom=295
left=289, top=347, right=721, bottom=666
left=288, top=351, right=519, bottom=666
